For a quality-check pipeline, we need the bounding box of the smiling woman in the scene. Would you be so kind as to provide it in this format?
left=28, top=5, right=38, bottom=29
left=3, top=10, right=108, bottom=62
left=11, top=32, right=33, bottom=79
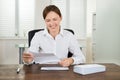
left=0, top=0, right=87, bottom=64
left=22, top=5, right=85, bottom=66
left=43, top=5, right=62, bottom=38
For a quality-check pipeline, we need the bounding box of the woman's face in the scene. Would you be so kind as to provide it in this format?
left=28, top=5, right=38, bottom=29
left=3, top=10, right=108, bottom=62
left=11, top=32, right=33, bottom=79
left=45, top=11, right=62, bottom=32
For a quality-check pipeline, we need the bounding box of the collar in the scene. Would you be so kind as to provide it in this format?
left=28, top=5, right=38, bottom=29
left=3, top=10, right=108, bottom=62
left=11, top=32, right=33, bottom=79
left=43, top=27, right=64, bottom=37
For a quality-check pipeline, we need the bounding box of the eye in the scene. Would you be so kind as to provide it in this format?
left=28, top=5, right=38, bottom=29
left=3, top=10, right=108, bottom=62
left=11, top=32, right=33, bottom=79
left=53, top=18, right=57, bottom=21
left=45, top=19, right=50, bottom=22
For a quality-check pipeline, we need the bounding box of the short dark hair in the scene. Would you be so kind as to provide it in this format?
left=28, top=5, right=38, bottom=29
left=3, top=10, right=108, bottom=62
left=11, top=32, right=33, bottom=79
left=43, top=5, right=62, bottom=19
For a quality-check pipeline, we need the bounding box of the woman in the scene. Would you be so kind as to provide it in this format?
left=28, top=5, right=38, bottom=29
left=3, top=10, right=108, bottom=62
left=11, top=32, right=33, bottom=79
left=23, top=5, right=85, bottom=67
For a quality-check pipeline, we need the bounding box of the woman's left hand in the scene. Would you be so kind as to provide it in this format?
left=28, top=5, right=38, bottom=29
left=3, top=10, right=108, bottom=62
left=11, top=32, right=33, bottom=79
left=59, top=58, right=74, bottom=67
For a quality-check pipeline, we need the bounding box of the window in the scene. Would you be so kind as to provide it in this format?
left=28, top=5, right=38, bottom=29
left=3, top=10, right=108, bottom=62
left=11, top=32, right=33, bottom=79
left=19, top=0, right=35, bottom=37
left=0, top=0, right=15, bottom=37
left=0, top=0, right=35, bottom=38
left=0, top=0, right=86, bottom=39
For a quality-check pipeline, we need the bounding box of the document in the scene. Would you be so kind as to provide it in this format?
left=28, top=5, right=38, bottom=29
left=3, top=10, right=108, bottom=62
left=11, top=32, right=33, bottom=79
left=34, top=53, right=60, bottom=64
left=41, top=67, right=69, bottom=70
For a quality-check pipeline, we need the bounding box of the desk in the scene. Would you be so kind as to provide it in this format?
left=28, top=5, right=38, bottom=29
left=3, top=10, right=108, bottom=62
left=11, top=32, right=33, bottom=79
left=0, top=63, right=120, bottom=80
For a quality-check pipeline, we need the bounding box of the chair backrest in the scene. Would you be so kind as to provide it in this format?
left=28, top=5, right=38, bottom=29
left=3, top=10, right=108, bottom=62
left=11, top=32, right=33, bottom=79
left=28, top=29, right=44, bottom=47
left=28, top=29, right=74, bottom=57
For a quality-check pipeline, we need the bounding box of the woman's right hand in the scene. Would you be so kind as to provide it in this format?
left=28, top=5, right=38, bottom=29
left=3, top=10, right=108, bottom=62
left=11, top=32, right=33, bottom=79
left=22, top=52, right=34, bottom=63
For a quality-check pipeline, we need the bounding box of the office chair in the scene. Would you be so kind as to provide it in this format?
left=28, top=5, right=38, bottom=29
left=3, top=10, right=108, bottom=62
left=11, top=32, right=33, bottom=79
left=28, top=29, right=75, bottom=57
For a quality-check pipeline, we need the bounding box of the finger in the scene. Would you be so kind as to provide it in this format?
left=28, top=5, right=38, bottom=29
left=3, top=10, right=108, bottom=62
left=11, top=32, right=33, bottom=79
left=23, top=55, right=34, bottom=59
left=23, top=53, right=34, bottom=57
left=23, top=54, right=32, bottom=57
left=59, top=60, right=69, bottom=67
left=23, top=53, right=32, bottom=56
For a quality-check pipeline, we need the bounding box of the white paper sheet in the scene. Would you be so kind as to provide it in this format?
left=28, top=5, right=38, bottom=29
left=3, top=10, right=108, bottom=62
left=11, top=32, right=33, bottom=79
left=41, top=67, right=69, bottom=70
left=34, top=53, right=60, bottom=64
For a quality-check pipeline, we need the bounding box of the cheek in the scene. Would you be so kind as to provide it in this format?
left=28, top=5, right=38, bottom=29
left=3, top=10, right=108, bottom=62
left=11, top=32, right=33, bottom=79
left=56, top=21, right=60, bottom=26
left=54, top=21, right=59, bottom=25
left=45, top=22, right=50, bottom=26
left=45, top=22, right=52, bottom=29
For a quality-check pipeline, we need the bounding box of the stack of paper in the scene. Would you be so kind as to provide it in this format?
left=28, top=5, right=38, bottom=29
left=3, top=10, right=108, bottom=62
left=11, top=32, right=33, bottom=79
left=73, top=64, right=106, bottom=75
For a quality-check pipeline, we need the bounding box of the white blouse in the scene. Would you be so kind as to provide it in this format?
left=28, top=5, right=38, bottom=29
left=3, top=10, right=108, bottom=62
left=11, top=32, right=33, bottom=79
left=28, top=28, right=85, bottom=64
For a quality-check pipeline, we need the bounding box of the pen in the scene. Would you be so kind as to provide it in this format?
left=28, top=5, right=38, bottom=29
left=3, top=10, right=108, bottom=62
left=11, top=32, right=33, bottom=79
left=17, top=67, right=20, bottom=74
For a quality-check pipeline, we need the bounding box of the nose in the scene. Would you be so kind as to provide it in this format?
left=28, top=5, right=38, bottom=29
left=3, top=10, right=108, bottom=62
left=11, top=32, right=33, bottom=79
left=49, top=20, right=55, bottom=26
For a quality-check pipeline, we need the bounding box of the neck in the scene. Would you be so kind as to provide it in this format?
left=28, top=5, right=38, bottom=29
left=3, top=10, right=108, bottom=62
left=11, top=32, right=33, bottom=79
left=49, top=29, right=60, bottom=39
left=51, top=31, right=59, bottom=38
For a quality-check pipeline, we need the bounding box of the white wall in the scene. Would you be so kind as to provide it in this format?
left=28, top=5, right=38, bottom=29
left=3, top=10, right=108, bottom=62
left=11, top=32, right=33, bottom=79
left=95, top=0, right=120, bottom=65
left=86, top=0, right=96, bottom=37
left=0, top=38, right=27, bottom=64
left=86, top=0, right=96, bottom=63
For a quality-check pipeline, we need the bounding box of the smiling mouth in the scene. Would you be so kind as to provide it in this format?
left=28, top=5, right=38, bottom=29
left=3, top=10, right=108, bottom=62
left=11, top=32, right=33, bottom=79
left=50, top=26, right=56, bottom=29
